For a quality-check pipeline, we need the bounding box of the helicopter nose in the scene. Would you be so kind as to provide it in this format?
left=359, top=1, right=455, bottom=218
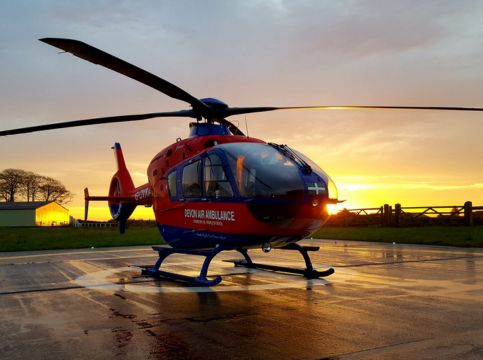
left=305, top=181, right=328, bottom=197
left=303, top=173, right=338, bottom=202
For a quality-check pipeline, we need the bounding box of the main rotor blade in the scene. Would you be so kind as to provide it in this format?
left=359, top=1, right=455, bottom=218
left=221, top=105, right=483, bottom=117
left=39, top=38, right=212, bottom=118
left=0, top=110, right=196, bottom=136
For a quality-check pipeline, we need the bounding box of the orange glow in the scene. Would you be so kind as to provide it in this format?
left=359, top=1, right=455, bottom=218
left=69, top=205, right=155, bottom=222
left=236, top=155, right=246, bottom=196
left=36, top=202, right=70, bottom=226
left=326, top=203, right=341, bottom=215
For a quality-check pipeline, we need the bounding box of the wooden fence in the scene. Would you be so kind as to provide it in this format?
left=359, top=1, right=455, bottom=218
left=330, top=201, right=482, bottom=227
left=72, top=221, right=115, bottom=228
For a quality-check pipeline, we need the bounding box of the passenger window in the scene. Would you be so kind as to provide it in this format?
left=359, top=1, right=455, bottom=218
left=167, top=171, right=177, bottom=197
left=182, top=160, right=202, bottom=198
left=204, top=155, right=234, bottom=198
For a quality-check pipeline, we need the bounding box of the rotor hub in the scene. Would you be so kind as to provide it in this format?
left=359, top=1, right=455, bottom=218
left=200, top=98, right=229, bottom=112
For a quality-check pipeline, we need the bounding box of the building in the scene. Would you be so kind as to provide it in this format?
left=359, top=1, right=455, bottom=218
left=0, top=201, right=69, bottom=227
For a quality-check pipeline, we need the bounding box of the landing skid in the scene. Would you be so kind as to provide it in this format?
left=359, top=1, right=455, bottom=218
left=231, top=243, right=335, bottom=279
left=140, top=242, right=334, bottom=287
left=140, top=245, right=225, bottom=286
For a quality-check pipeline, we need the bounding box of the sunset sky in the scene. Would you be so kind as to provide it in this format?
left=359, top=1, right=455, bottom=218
left=0, top=1, right=482, bottom=220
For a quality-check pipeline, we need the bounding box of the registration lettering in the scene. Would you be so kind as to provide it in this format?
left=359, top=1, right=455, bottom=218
left=135, top=188, right=151, bottom=201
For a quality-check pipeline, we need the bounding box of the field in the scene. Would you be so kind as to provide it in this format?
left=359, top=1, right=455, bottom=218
left=313, top=226, right=483, bottom=248
left=0, top=226, right=162, bottom=252
left=0, top=225, right=482, bottom=252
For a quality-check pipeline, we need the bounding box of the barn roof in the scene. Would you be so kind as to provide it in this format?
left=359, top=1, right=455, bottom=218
left=0, top=201, right=57, bottom=210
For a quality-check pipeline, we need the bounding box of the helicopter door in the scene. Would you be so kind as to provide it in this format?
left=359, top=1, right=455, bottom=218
left=182, top=160, right=203, bottom=198
left=174, top=154, right=235, bottom=200
left=203, top=154, right=234, bottom=198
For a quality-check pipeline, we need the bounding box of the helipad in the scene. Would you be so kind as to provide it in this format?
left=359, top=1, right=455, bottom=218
left=0, top=240, right=482, bottom=359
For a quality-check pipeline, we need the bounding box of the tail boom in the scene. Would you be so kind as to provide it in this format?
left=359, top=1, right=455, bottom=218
left=83, top=142, right=153, bottom=233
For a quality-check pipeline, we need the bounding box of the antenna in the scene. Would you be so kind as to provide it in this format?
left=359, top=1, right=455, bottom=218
left=244, top=116, right=249, bottom=138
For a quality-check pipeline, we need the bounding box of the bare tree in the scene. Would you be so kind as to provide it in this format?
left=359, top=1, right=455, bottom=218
left=0, top=169, right=28, bottom=202
left=0, top=169, right=73, bottom=204
left=38, top=176, right=73, bottom=205
left=23, top=172, right=42, bottom=202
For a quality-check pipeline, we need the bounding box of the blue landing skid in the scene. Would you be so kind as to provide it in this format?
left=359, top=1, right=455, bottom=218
left=231, top=243, right=335, bottom=279
left=140, top=245, right=225, bottom=287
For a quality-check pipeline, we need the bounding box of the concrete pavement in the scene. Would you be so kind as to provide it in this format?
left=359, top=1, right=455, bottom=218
left=0, top=240, right=482, bottom=359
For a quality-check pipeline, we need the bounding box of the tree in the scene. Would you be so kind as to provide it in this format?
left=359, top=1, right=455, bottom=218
left=23, top=171, right=42, bottom=202
left=38, top=176, right=73, bottom=205
left=0, top=169, right=28, bottom=202
left=0, top=169, right=73, bottom=204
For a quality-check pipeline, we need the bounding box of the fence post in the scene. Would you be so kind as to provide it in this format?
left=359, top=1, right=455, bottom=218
left=395, top=203, right=401, bottom=226
left=464, top=201, right=473, bottom=226
left=383, top=204, right=391, bottom=226
left=379, top=206, right=384, bottom=226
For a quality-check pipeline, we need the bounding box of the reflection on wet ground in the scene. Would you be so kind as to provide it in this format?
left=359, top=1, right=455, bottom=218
left=0, top=240, right=482, bottom=359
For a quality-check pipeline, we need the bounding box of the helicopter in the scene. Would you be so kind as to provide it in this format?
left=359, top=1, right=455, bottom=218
left=2, top=38, right=483, bottom=286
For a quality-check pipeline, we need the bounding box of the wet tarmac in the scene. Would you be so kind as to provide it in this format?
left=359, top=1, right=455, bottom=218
left=0, top=239, right=482, bottom=359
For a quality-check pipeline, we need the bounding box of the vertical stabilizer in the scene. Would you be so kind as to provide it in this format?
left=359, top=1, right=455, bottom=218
left=113, top=142, right=135, bottom=194
left=109, top=143, right=136, bottom=233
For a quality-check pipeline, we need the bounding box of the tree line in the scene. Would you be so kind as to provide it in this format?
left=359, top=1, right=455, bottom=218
left=0, top=168, right=72, bottom=205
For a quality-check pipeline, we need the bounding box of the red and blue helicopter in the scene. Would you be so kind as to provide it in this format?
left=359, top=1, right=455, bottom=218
left=2, top=38, right=482, bottom=286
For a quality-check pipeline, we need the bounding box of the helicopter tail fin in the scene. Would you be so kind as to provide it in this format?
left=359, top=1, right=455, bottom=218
left=83, top=143, right=137, bottom=233
left=83, top=143, right=152, bottom=233
left=112, top=142, right=136, bottom=193
left=108, top=142, right=137, bottom=233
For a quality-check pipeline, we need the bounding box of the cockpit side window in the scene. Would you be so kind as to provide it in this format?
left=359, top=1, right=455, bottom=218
left=204, top=154, right=234, bottom=198
left=182, top=160, right=202, bottom=198
left=167, top=171, right=177, bottom=197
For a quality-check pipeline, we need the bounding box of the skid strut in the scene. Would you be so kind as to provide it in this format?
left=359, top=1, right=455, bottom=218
left=140, top=245, right=225, bottom=286
left=233, top=243, right=335, bottom=279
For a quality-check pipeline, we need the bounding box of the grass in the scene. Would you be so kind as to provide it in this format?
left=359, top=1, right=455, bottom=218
left=0, top=225, right=482, bottom=252
left=0, top=226, right=163, bottom=252
left=313, top=226, right=483, bottom=248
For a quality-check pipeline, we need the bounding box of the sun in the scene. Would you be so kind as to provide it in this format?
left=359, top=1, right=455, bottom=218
left=326, top=203, right=341, bottom=215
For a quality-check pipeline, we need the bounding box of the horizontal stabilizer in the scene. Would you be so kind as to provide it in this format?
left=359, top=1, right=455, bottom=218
left=84, top=187, right=135, bottom=221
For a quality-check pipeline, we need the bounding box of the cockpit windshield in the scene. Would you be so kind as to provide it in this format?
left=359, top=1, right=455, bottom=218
left=288, top=147, right=339, bottom=200
left=217, top=143, right=304, bottom=198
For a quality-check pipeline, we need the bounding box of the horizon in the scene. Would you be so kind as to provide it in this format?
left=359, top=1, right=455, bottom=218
left=1, top=1, right=482, bottom=221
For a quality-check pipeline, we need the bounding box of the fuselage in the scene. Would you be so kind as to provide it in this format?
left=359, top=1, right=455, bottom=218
left=145, top=123, right=338, bottom=250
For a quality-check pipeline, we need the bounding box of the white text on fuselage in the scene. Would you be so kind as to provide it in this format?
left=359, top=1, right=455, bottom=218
left=184, top=209, right=235, bottom=222
left=135, top=188, right=151, bottom=201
